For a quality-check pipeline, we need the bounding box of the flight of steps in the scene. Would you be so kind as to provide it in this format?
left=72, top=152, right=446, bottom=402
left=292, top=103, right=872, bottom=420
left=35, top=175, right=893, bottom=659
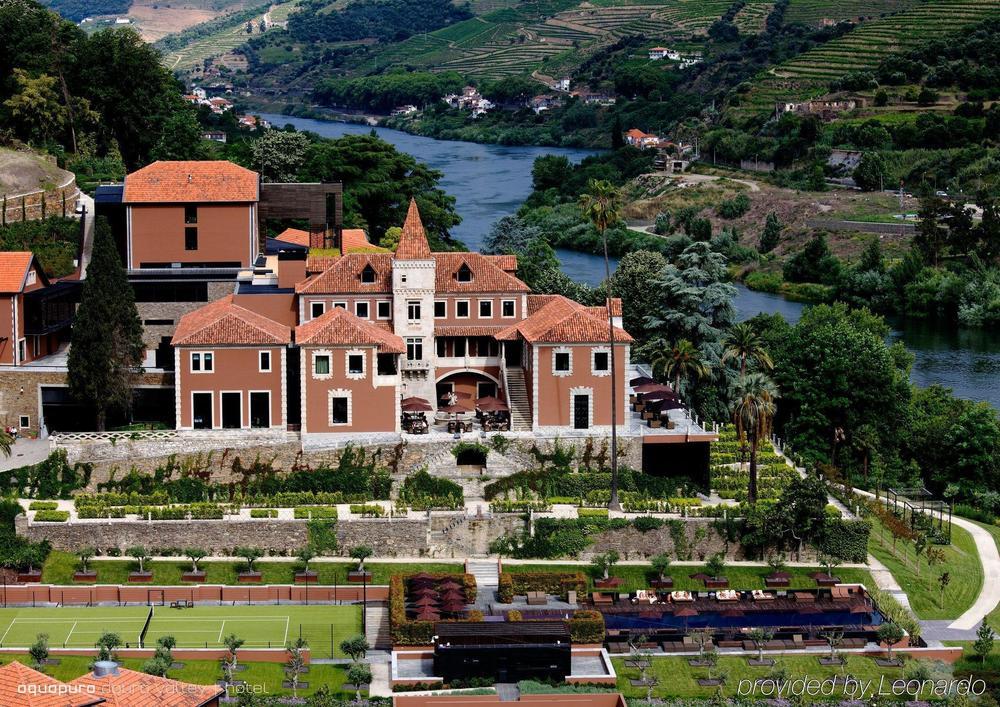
left=504, top=369, right=531, bottom=431
left=364, top=604, right=391, bottom=650
left=466, top=559, right=500, bottom=589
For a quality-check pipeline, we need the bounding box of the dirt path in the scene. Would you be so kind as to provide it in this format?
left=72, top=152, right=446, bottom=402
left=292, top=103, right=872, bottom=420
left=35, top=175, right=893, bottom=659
left=675, top=172, right=761, bottom=192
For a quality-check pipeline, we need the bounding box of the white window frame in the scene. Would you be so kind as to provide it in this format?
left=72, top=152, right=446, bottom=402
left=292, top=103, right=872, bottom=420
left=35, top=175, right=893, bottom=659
left=191, top=351, right=214, bottom=373
left=377, top=301, right=392, bottom=320
left=478, top=299, right=493, bottom=319
left=220, top=390, right=244, bottom=430
left=406, top=337, right=423, bottom=361
left=248, top=390, right=272, bottom=429
left=552, top=347, right=573, bottom=377
left=328, top=389, right=352, bottom=426
left=333, top=301, right=347, bottom=310
left=501, top=299, right=516, bottom=318
left=312, top=350, right=333, bottom=380
left=591, top=347, right=611, bottom=377
left=407, top=300, right=421, bottom=322
left=17, top=338, right=26, bottom=363
left=310, top=301, right=325, bottom=319
left=25, top=270, right=36, bottom=286
left=355, top=301, right=370, bottom=319
left=434, top=300, right=447, bottom=319
left=346, top=349, right=366, bottom=380
left=455, top=299, right=470, bottom=319
left=259, top=350, right=272, bottom=373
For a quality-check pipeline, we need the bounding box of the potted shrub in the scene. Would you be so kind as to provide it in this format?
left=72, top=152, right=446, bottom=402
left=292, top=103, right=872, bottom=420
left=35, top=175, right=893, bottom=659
left=593, top=550, right=622, bottom=588
left=294, top=546, right=318, bottom=583
left=182, top=547, right=207, bottom=582
left=650, top=553, right=673, bottom=588
left=704, top=553, right=728, bottom=588
left=74, top=548, right=97, bottom=582
left=17, top=546, right=44, bottom=583
left=875, top=622, right=905, bottom=667
left=127, top=546, right=153, bottom=582
left=236, top=547, right=263, bottom=582
left=347, top=545, right=373, bottom=583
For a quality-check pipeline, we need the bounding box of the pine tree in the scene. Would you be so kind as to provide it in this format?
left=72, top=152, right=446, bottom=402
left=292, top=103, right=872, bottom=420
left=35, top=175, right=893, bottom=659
left=974, top=620, right=994, bottom=662
left=68, top=218, right=144, bottom=431
left=759, top=212, right=782, bottom=253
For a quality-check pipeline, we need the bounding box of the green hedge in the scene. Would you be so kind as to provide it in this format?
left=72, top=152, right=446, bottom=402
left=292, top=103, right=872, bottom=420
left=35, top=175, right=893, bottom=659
left=815, top=518, right=871, bottom=563
left=568, top=610, right=605, bottom=643
left=33, top=510, right=69, bottom=522
left=293, top=506, right=338, bottom=519
left=28, top=501, right=58, bottom=511
left=250, top=509, right=278, bottom=518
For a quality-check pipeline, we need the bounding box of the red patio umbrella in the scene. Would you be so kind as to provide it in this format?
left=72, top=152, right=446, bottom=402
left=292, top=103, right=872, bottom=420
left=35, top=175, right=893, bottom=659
left=438, top=580, right=462, bottom=590
left=440, top=390, right=472, bottom=401
left=476, top=396, right=509, bottom=411
left=634, top=383, right=673, bottom=394
left=410, top=572, right=435, bottom=581
left=414, top=609, right=440, bottom=621
left=440, top=591, right=465, bottom=603
left=641, top=390, right=678, bottom=402
left=402, top=400, right=433, bottom=412
left=766, top=571, right=792, bottom=580
left=402, top=397, right=431, bottom=407
left=440, top=402, right=472, bottom=414
left=630, top=376, right=656, bottom=386
left=439, top=601, right=467, bottom=613
left=412, top=588, right=440, bottom=598
left=412, top=596, right=439, bottom=607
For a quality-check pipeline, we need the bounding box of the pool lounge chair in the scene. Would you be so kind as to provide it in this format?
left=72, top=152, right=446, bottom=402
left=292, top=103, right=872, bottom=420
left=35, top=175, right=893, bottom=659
left=751, top=589, right=775, bottom=601
left=633, top=589, right=658, bottom=604
left=592, top=592, right=614, bottom=605
left=670, top=591, right=694, bottom=602
left=716, top=590, right=740, bottom=601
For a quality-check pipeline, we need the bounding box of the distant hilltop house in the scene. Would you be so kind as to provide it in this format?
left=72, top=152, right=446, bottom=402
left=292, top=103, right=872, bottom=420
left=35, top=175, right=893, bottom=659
left=624, top=128, right=663, bottom=149
left=239, top=115, right=270, bottom=130
left=649, top=47, right=680, bottom=61
left=201, top=131, right=227, bottom=143
left=571, top=89, right=616, bottom=106
left=442, top=87, right=494, bottom=116
left=182, top=91, right=234, bottom=114
left=554, top=77, right=571, bottom=91
left=777, top=96, right=865, bottom=120
left=114, top=16, right=130, bottom=24
left=531, top=94, right=563, bottom=114
left=391, top=105, right=419, bottom=116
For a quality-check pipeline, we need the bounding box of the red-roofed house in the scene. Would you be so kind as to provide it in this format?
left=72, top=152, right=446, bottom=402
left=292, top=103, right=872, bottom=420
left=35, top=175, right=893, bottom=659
left=173, top=295, right=291, bottom=430
left=0, top=252, right=74, bottom=370
left=624, top=128, right=661, bottom=149
left=0, top=660, right=103, bottom=707
left=68, top=662, right=223, bottom=707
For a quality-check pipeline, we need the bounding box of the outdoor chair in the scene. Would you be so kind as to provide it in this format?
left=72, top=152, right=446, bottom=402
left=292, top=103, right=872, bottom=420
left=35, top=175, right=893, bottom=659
left=591, top=592, right=613, bottom=605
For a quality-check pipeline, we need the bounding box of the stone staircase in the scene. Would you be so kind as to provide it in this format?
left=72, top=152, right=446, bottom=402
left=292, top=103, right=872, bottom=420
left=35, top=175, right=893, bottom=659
left=365, top=604, right=391, bottom=650
left=505, top=369, right=531, bottom=431
left=466, top=558, right=500, bottom=588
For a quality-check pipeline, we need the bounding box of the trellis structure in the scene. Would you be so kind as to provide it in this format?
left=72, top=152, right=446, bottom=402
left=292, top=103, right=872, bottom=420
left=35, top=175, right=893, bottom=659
left=886, top=487, right=953, bottom=543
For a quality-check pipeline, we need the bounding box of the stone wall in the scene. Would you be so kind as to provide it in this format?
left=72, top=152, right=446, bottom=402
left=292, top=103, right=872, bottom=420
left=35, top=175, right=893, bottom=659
left=16, top=512, right=528, bottom=557
left=1, top=173, right=79, bottom=224
left=137, top=281, right=234, bottom=347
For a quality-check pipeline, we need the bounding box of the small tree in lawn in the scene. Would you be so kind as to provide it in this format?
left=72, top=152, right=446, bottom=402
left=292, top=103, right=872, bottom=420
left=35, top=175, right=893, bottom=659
left=818, top=553, right=840, bottom=578
left=913, top=533, right=928, bottom=574
left=691, top=628, right=714, bottom=660
left=350, top=545, right=373, bottom=574
left=877, top=622, right=905, bottom=663
left=347, top=662, right=372, bottom=702
left=78, top=547, right=95, bottom=574
left=151, top=635, right=176, bottom=675
left=286, top=637, right=308, bottom=699
left=185, top=547, right=207, bottom=574
left=938, top=571, right=951, bottom=607
left=821, top=630, right=844, bottom=664
left=127, top=546, right=151, bottom=574
left=236, top=547, right=263, bottom=575
left=297, top=546, right=316, bottom=575
left=29, top=633, right=49, bottom=670
left=651, top=553, right=671, bottom=584
left=95, top=631, right=122, bottom=663
left=222, top=634, right=244, bottom=685
left=974, top=621, right=995, bottom=663
left=340, top=634, right=370, bottom=662
left=706, top=553, right=725, bottom=581
left=766, top=554, right=786, bottom=575
left=748, top=628, right=773, bottom=662
left=702, top=648, right=719, bottom=681
left=592, top=550, right=620, bottom=580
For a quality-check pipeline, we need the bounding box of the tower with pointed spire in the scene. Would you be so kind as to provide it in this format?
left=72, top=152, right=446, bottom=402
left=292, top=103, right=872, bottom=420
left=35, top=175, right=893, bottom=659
left=392, top=199, right=437, bottom=401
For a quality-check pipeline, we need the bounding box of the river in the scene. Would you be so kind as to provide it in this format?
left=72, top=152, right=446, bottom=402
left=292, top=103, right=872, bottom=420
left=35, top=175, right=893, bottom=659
left=264, top=114, right=1000, bottom=408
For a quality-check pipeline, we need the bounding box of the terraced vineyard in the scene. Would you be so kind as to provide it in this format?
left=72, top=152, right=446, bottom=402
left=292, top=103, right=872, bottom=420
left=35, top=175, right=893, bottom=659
left=783, top=0, right=921, bottom=27
left=737, top=0, right=1000, bottom=116
left=733, top=0, right=774, bottom=34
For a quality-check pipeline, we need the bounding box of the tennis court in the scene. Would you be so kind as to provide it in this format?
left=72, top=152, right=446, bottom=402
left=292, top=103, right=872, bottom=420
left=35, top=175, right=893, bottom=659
left=0, top=604, right=361, bottom=655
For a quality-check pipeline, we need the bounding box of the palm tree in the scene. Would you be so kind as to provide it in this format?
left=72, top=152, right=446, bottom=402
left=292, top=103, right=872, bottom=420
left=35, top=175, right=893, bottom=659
left=651, top=339, right=710, bottom=396
left=0, top=430, right=11, bottom=458
left=730, top=373, right=779, bottom=504
left=722, top=322, right=773, bottom=377
left=579, top=178, right=624, bottom=510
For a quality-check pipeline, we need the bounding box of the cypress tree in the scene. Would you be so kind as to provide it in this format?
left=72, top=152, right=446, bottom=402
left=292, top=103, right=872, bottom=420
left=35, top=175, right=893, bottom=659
left=610, top=114, right=624, bottom=150
left=68, top=217, right=143, bottom=431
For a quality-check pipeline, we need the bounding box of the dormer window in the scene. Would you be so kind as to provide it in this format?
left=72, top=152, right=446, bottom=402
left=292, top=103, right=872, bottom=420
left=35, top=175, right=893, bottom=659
left=361, top=265, right=377, bottom=284
left=456, top=264, right=473, bottom=283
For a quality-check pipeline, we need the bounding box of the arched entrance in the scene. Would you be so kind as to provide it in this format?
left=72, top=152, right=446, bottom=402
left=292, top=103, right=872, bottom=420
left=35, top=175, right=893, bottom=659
left=435, top=370, right=500, bottom=407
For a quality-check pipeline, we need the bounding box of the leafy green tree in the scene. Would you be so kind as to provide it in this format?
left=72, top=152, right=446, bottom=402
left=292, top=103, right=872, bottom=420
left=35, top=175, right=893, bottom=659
left=68, top=218, right=143, bottom=431
left=251, top=130, right=310, bottom=183
left=974, top=621, right=995, bottom=662
left=340, top=634, right=369, bottom=661
left=650, top=553, right=671, bottom=582
left=853, top=152, right=888, bottom=192
left=722, top=322, right=773, bottom=377
left=938, top=571, right=951, bottom=606
left=95, top=631, right=122, bottom=662
left=748, top=628, right=773, bottom=662
left=607, top=250, right=668, bottom=342
left=759, top=212, right=782, bottom=253
left=731, top=372, right=779, bottom=503
left=4, top=70, right=66, bottom=144
left=611, top=113, right=625, bottom=149
left=350, top=545, right=373, bottom=572
left=235, top=547, right=264, bottom=573
left=29, top=633, right=49, bottom=670
left=222, top=634, right=244, bottom=685
left=77, top=547, right=94, bottom=574
left=127, top=546, right=151, bottom=574
left=783, top=233, right=841, bottom=284
left=483, top=216, right=541, bottom=255
left=286, top=637, right=308, bottom=699
left=651, top=339, right=710, bottom=398
left=150, top=109, right=206, bottom=161
left=705, top=553, right=726, bottom=580
left=379, top=226, right=401, bottom=251
left=347, top=662, right=372, bottom=702
left=877, top=622, right=905, bottom=661
left=185, top=547, right=207, bottom=574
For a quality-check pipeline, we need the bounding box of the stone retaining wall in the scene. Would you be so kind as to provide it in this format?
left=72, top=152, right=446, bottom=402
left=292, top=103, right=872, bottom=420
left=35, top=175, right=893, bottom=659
left=1, top=172, right=79, bottom=224
left=15, top=513, right=528, bottom=558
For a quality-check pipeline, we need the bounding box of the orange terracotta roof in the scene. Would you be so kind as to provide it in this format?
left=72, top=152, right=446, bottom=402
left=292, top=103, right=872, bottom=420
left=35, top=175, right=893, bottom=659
left=587, top=298, right=623, bottom=318
left=434, top=253, right=529, bottom=293
left=497, top=294, right=632, bottom=344
left=434, top=325, right=506, bottom=337
left=486, top=254, right=518, bottom=272
left=297, top=253, right=393, bottom=294
left=0, top=661, right=103, bottom=707
left=69, top=666, right=223, bottom=707
left=625, top=128, right=655, bottom=139
left=173, top=294, right=291, bottom=345
left=341, top=228, right=388, bottom=253
left=0, top=251, right=35, bottom=292
left=296, top=306, right=405, bottom=353
left=395, top=199, right=432, bottom=260
left=275, top=228, right=311, bottom=247
left=123, top=160, right=259, bottom=203
left=306, top=255, right=339, bottom=274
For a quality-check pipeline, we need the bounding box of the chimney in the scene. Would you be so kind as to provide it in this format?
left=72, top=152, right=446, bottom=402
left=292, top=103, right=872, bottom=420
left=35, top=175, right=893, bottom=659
left=92, top=661, right=119, bottom=678
left=277, top=250, right=307, bottom=289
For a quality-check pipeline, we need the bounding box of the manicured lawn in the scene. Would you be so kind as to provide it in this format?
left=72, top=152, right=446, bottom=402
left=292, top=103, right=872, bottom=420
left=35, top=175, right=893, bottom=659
left=0, top=652, right=350, bottom=698
left=613, top=654, right=955, bottom=702
left=504, top=563, right=876, bottom=593
left=0, top=604, right=361, bottom=657
left=868, top=518, right=982, bottom=620
left=41, top=552, right=462, bottom=585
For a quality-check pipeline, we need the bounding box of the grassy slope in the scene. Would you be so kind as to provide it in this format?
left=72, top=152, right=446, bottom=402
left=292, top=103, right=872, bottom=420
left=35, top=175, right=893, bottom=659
left=41, top=553, right=462, bottom=585
left=0, top=652, right=350, bottom=697
left=868, top=518, right=982, bottom=620
left=506, top=563, right=876, bottom=593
